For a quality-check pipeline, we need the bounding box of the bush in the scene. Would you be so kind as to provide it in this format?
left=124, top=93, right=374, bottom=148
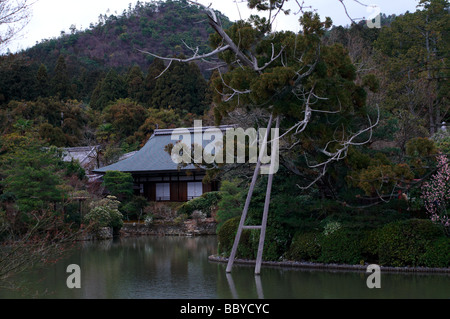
left=318, top=228, right=365, bottom=265
left=286, top=232, right=321, bottom=261
left=216, top=216, right=255, bottom=259
left=84, top=196, right=124, bottom=232
left=177, top=191, right=221, bottom=218
left=121, top=195, right=148, bottom=221
left=419, top=237, right=450, bottom=268
left=216, top=179, right=245, bottom=231
left=376, top=219, right=445, bottom=267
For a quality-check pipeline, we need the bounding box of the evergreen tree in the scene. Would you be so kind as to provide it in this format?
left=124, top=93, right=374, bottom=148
left=0, top=134, right=66, bottom=214
left=151, top=57, right=208, bottom=115
left=35, top=63, right=49, bottom=98
left=125, top=65, right=144, bottom=102
left=51, top=55, right=72, bottom=100
left=375, top=0, right=449, bottom=135
left=90, top=69, right=127, bottom=110
left=142, top=58, right=165, bottom=107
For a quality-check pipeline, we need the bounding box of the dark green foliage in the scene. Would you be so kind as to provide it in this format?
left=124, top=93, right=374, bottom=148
left=121, top=195, right=149, bottom=221
left=217, top=215, right=240, bottom=256
left=151, top=58, right=209, bottom=114
left=102, top=98, right=148, bottom=144
left=177, top=191, right=222, bottom=218
left=36, top=63, right=50, bottom=97
left=285, top=218, right=448, bottom=267
left=0, top=135, right=66, bottom=214
left=216, top=179, right=245, bottom=231
left=125, top=65, right=145, bottom=102
left=90, top=69, right=127, bottom=110
left=419, top=237, right=450, bottom=268
left=39, top=123, right=67, bottom=147
left=317, top=229, right=365, bottom=265
left=102, top=171, right=134, bottom=200
left=142, top=58, right=165, bottom=106
left=376, top=219, right=446, bottom=267
left=51, top=55, right=72, bottom=99
left=285, top=232, right=321, bottom=262
left=216, top=215, right=256, bottom=259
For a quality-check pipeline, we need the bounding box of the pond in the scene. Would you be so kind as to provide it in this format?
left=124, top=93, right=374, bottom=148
left=1, top=236, right=449, bottom=299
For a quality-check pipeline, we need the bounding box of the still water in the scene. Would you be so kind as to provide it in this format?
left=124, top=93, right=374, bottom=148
left=1, top=236, right=449, bottom=299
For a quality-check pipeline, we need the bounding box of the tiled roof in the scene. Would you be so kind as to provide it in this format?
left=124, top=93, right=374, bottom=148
left=62, top=146, right=99, bottom=167
left=93, top=125, right=233, bottom=174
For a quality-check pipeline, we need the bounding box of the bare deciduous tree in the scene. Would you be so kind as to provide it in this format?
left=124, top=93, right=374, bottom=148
left=0, top=0, right=35, bottom=51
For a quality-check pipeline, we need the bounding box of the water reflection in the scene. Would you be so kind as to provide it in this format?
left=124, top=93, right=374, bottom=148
left=0, top=236, right=448, bottom=299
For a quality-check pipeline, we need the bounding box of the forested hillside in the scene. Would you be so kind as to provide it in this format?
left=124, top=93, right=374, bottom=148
left=0, top=0, right=230, bottom=151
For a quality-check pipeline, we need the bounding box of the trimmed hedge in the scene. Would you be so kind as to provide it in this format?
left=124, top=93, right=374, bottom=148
left=216, top=215, right=257, bottom=259
left=218, top=216, right=449, bottom=268
left=318, top=229, right=365, bottom=265
left=286, top=232, right=321, bottom=262
left=419, top=237, right=450, bottom=268
left=376, top=219, right=446, bottom=267
left=286, top=219, right=449, bottom=268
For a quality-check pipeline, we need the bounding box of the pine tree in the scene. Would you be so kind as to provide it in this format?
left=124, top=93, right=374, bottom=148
left=51, top=55, right=72, bottom=100
left=151, top=56, right=208, bottom=114
left=90, top=69, right=127, bottom=110
left=125, top=65, right=144, bottom=102
left=35, top=63, right=49, bottom=97
left=0, top=134, right=66, bottom=213
left=142, top=58, right=165, bottom=107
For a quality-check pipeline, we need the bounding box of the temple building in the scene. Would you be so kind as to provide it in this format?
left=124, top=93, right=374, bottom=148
left=93, top=125, right=232, bottom=202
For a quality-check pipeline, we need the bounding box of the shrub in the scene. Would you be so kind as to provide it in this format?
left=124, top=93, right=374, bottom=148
left=121, top=195, right=148, bottom=221
left=286, top=232, right=321, bottom=262
left=216, top=179, right=245, bottom=231
left=216, top=216, right=255, bottom=258
left=144, top=202, right=178, bottom=220
left=419, top=237, right=450, bottom=268
left=318, top=228, right=365, bottom=265
left=84, top=196, right=124, bottom=232
left=360, top=229, right=381, bottom=264
left=377, top=219, right=445, bottom=267
left=174, top=213, right=188, bottom=225
left=144, top=214, right=153, bottom=226
left=323, top=221, right=342, bottom=236
left=177, top=191, right=221, bottom=218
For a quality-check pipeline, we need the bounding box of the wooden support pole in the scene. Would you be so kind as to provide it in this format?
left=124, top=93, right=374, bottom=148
left=255, top=115, right=280, bottom=275
left=226, top=114, right=276, bottom=274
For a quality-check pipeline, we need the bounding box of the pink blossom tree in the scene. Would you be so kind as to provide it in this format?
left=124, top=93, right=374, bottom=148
left=421, top=154, right=450, bottom=230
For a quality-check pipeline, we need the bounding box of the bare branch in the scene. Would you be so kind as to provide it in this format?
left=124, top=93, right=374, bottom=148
left=0, top=0, right=36, bottom=50
left=296, top=105, right=380, bottom=189
left=137, top=44, right=230, bottom=77
left=137, top=44, right=231, bottom=64
left=216, top=68, right=252, bottom=103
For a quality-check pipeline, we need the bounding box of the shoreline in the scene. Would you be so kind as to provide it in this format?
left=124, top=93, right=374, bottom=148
left=208, top=255, right=450, bottom=274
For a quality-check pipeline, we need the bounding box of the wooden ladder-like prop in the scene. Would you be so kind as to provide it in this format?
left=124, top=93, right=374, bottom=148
left=226, top=114, right=280, bottom=275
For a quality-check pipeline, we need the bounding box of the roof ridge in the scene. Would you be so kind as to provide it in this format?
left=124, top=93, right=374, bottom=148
left=153, top=125, right=236, bottom=136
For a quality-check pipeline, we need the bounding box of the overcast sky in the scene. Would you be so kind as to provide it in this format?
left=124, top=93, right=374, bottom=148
left=5, top=0, right=421, bottom=53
